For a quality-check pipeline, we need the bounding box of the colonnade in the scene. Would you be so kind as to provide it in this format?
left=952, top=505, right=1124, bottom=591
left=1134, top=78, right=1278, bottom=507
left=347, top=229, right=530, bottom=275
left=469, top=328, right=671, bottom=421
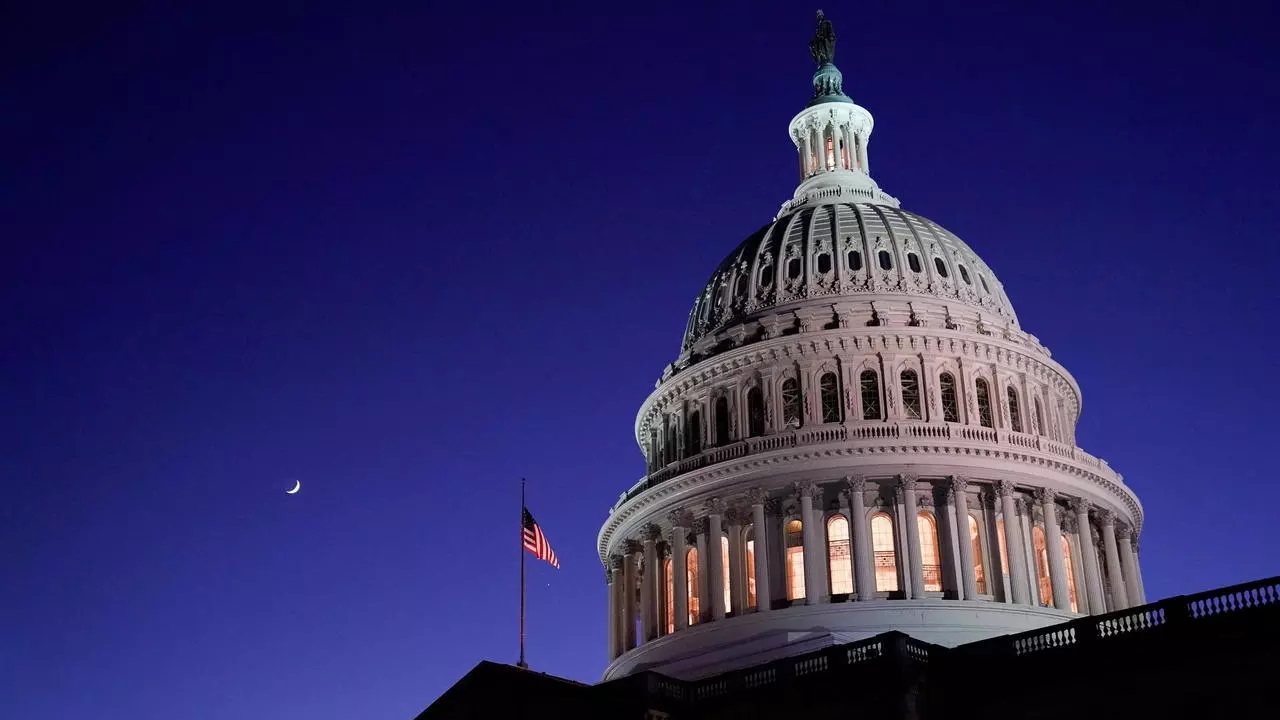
left=606, top=474, right=1145, bottom=662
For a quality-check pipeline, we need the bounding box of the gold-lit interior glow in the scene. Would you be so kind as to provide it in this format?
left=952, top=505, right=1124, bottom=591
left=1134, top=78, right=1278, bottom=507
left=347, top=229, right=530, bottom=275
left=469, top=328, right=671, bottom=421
left=827, top=515, right=853, bottom=595
left=871, top=513, right=898, bottom=592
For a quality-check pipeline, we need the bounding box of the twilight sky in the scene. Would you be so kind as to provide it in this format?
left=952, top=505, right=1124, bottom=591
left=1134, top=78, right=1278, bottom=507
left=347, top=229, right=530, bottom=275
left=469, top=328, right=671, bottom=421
left=4, top=1, right=1279, bottom=718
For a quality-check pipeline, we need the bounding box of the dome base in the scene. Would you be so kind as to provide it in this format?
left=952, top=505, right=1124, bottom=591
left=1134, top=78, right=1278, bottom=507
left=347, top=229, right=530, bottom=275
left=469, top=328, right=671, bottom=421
left=602, top=600, right=1076, bottom=681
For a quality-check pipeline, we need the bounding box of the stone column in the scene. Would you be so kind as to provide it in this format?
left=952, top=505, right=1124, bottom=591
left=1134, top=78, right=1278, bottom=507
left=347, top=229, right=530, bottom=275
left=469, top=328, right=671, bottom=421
left=1070, top=499, right=1105, bottom=614
left=980, top=487, right=1008, bottom=602
left=748, top=489, right=772, bottom=612
left=641, top=524, right=661, bottom=641
left=607, top=554, right=622, bottom=660
left=706, top=498, right=727, bottom=620
left=898, top=475, right=926, bottom=599
left=1117, top=524, right=1143, bottom=607
left=951, top=477, right=978, bottom=600
left=726, top=506, right=746, bottom=616
left=621, top=540, right=641, bottom=650
left=1098, top=510, right=1129, bottom=611
left=694, top=520, right=709, bottom=622
left=796, top=482, right=823, bottom=604
left=939, top=484, right=964, bottom=599
left=996, top=481, right=1032, bottom=605
left=1130, top=536, right=1147, bottom=605
left=1017, top=496, right=1038, bottom=603
left=846, top=477, right=876, bottom=600
left=1037, top=489, right=1071, bottom=611
left=668, top=514, right=689, bottom=631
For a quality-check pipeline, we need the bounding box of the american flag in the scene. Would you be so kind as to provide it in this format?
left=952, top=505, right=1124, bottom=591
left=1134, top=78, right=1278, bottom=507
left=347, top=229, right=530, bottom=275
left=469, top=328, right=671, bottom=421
left=522, top=507, right=559, bottom=569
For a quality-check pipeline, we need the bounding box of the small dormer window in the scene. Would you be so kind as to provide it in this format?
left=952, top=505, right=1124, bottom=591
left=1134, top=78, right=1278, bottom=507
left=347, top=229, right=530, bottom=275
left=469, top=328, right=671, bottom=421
left=933, top=257, right=949, bottom=278
left=907, top=253, right=922, bottom=273
left=877, top=251, right=892, bottom=270
left=787, top=258, right=802, bottom=280
left=979, top=274, right=990, bottom=293
left=848, top=250, right=863, bottom=271
left=817, top=253, right=832, bottom=274
left=759, top=263, right=774, bottom=287
left=958, top=265, right=972, bottom=285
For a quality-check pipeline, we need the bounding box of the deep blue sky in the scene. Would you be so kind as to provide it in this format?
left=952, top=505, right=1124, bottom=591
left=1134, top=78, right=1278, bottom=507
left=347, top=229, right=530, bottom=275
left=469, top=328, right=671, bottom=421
left=4, top=1, right=1278, bottom=718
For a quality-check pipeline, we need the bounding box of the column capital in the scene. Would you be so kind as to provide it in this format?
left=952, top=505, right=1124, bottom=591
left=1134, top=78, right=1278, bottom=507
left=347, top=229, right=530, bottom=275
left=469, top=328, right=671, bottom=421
left=705, top=497, right=726, bottom=515
left=793, top=480, right=820, bottom=499
left=1034, top=487, right=1057, bottom=505
left=723, top=506, right=742, bottom=525
left=643, top=523, right=663, bottom=542
left=765, top=497, right=784, bottom=518
left=666, top=510, right=690, bottom=530
left=747, top=487, right=770, bottom=506
left=692, top=517, right=709, bottom=535
left=623, top=539, right=644, bottom=555
left=844, top=475, right=867, bottom=493
left=1096, top=508, right=1116, bottom=526
left=1067, top=496, right=1091, bottom=516
left=994, top=479, right=1017, bottom=497
left=1115, top=523, right=1133, bottom=541
left=948, top=475, right=969, bottom=493
left=609, top=553, right=625, bottom=571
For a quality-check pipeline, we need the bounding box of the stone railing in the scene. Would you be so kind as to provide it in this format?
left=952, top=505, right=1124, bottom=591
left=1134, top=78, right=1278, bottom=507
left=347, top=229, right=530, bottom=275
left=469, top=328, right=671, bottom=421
left=616, top=421, right=1114, bottom=508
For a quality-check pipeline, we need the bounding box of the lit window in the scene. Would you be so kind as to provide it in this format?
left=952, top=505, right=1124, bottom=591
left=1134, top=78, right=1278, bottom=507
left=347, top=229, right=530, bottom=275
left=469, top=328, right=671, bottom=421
left=901, top=370, right=922, bottom=419
left=918, top=512, right=943, bottom=592
left=824, top=132, right=836, bottom=168
left=817, top=253, right=832, bottom=274
left=969, top=515, right=987, bottom=595
left=786, top=520, right=805, bottom=601
left=860, top=370, right=881, bottom=420
left=827, top=515, right=853, bottom=595
left=871, top=513, right=898, bottom=592
left=878, top=250, right=893, bottom=270
left=958, top=265, right=971, bottom=285
left=781, top=378, right=802, bottom=427
left=721, top=535, right=731, bottom=612
left=975, top=379, right=994, bottom=428
left=1033, top=526, right=1053, bottom=607
left=745, top=528, right=757, bottom=609
left=907, top=253, right=922, bottom=273
left=664, top=557, right=674, bottom=634
left=934, top=257, right=949, bottom=278
left=819, top=372, right=841, bottom=423
left=1008, top=386, right=1023, bottom=433
left=714, top=397, right=730, bottom=446
left=940, top=372, right=960, bottom=423
left=996, top=517, right=1009, bottom=574
left=1062, top=533, right=1079, bottom=612
left=848, top=249, right=863, bottom=271
left=747, top=386, right=765, bottom=437
left=686, top=548, right=700, bottom=625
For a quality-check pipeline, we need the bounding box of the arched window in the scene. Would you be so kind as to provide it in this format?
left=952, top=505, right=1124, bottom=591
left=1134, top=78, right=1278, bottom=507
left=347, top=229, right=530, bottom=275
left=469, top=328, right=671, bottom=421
left=734, top=272, right=749, bottom=303
left=860, top=370, right=881, bottom=420
left=975, top=379, right=994, bottom=428
left=817, top=253, right=832, bottom=274
left=1034, top=397, right=1045, bottom=437
left=871, top=513, right=898, bottom=592
left=664, top=556, right=674, bottom=634
left=819, top=372, right=841, bottom=423
left=1033, top=526, right=1053, bottom=607
left=901, top=370, right=922, bottom=419
left=747, top=386, right=765, bottom=437
left=785, top=519, right=805, bottom=601
left=979, top=275, right=990, bottom=293
left=665, top=419, right=680, bottom=464
left=907, top=253, right=923, bottom=273
left=686, top=548, right=700, bottom=625
left=1062, top=533, right=1079, bottom=612
left=958, top=265, right=972, bottom=285
left=877, top=250, right=893, bottom=270
left=933, top=257, right=949, bottom=278
left=940, top=372, right=960, bottom=422
left=968, top=515, right=987, bottom=595
left=781, top=378, right=802, bottom=427
left=714, top=397, right=730, bottom=446
left=686, top=410, right=702, bottom=455
left=721, top=535, right=731, bottom=612
left=848, top=249, right=863, bottom=271
left=918, top=512, right=943, bottom=592
left=787, top=257, right=802, bottom=280
left=758, top=262, right=774, bottom=287
left=1008, top=386, right=1023, bottom=433
left=827, top=515, right=853, bottom=595
left=745, top=525, right=757, bottom=609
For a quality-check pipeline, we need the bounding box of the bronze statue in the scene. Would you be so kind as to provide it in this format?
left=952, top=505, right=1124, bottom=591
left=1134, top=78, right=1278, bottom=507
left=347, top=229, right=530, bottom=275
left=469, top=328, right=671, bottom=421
left=809, top=10, right=837, bottom=65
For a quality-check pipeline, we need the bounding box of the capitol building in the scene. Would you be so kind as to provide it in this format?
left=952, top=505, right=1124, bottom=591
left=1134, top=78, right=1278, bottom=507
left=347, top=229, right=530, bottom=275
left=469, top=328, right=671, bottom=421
left=418, top=13, right=1278, bottom=720
left=597, top=11, right=1144, bottom=681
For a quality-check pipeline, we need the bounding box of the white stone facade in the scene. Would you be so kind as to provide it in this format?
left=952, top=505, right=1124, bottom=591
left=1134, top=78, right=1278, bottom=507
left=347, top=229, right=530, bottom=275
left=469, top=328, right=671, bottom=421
left=597, top=23, right=1145, bottom=683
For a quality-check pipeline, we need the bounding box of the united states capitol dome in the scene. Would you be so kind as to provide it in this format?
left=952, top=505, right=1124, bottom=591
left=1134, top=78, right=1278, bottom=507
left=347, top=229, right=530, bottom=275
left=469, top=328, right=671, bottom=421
left=599, top=12, right=1146, bottom=684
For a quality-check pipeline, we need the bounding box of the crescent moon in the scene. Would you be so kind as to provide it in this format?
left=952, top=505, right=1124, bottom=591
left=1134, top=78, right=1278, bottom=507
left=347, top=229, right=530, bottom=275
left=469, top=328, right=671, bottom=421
left=286, top=479, right=301, bottom=495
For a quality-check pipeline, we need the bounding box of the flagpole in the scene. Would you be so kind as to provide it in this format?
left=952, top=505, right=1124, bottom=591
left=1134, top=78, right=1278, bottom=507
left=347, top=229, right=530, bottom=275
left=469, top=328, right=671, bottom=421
left=518, top=477, right=528, bottom=669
